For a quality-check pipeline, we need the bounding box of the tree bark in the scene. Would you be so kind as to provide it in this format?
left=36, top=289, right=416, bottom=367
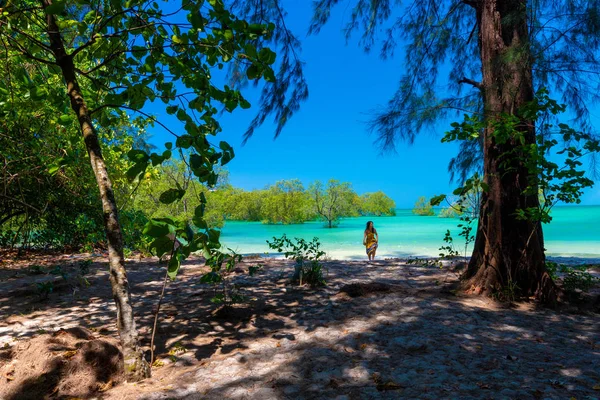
left=41, top=0, right=150, bottom=380
left=462, top=0, right=557, bottom=305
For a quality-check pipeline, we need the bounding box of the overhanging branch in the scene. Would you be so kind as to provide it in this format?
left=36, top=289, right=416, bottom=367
left=458, top=77, right=483, bottom=90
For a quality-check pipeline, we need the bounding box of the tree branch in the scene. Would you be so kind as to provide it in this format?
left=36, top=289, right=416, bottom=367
left=90, top=104, right=180, bottom=138
left=458, top=77, right=482, bottom=90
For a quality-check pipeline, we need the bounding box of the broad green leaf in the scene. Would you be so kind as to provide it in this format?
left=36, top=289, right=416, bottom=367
left=150, top=236, right=173, bottom=258
left=143, top=219, right=171, bottom=238
left=246, top=65, right=259, bottom=80
left=45, top=1, right=66, bottom=15
left=159, top=188, right=186, bottom=204
left=430, top=194, right=447, bottom=206
left=167, top=253, right=181, bottom=280
left=258, top=48, right=276, bottom=64
left=126, top=162, right=147, bottom=182
left=127, top=149, right=149, bottom=163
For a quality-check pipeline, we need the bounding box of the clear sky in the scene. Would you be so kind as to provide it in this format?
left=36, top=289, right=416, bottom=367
left=145, top=0, right=600, bottom=208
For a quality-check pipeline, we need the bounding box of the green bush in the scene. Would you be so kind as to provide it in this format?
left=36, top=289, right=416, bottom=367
left=412, top=196, right=435, bottom=216
left=266, top=234, right=326, bottom=287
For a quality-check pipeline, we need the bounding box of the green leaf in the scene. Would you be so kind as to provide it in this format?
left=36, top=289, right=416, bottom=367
left=48, top=165, right=61, bottom=175
left=150, top=236, right=173, bottom=258
left=239, top=97, right=251, bottom=109
left=159, top=188, right=186, bottom=204
left=45, top=1, right=66, bottom=15
left=263, top=67, right=276, bottom=83
left=221, top=151, right=233, bottom=166
left=208, top=229, right=220, bottom=244
left=176, top=135, right=193, bottom=149
left=58, top=115, right=71, bottom=125
left=167, top=254, right=181, bottom=280
left=143, top=219, right=171, bottom=238
left=127, top=149, right=149, bottom=163
left=246, top=65, right=259, bottom=80
left=452, top=187, right=465, bottom=196
left=200, top=272, right=222, bottom=284
left=189, top=154, right=203, bottom=169
left=258, top=48, right=276, bottom=64
left=190, top=12, right=204, bottom=29
left=430, top=194, right=447, bottom=206
left=126, top=162, right=147, bottom=182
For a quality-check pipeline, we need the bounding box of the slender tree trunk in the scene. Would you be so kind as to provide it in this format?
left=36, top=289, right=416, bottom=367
left=41, top=0, right=150, bottom=380
left=462, top=0, right=557, bottom=305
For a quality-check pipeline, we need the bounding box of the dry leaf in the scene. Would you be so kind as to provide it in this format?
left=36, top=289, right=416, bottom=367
left=98, top=380, right=114, bottom=392
left=63, top=350, right=77, bottom=359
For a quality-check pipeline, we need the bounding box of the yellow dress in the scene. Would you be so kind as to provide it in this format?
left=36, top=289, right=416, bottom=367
left=365, top=231, right=378, bottom=255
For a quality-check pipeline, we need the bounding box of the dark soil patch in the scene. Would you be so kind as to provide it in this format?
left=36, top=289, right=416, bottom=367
left=338, top=282, right=394, bottom=298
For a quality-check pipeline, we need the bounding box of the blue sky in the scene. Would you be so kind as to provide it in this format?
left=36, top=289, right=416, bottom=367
left=146, top=0, right=600, bottom=208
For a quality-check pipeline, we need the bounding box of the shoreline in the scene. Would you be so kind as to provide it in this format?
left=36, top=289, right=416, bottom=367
left=243, top=252, right=600, bottom=266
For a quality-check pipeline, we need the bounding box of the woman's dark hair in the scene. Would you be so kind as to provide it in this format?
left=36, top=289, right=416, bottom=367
left=365, top=221, right=374, bottom=232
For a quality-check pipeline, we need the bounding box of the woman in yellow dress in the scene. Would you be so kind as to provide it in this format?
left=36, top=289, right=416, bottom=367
left=363, top=221, right=379, bottom=262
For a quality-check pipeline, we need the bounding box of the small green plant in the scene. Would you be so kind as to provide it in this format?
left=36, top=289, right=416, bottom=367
left=546, top=262, right=598, bottom=293
left=200, top=249, right=249, bottom=307
left=438, top=230, right=461, bottom=261
left=35, top=281, right=54, bottom=299
left=492, top=280, right=520, bottom=302
left=266, top=235, right=326, bottom=287
left=563, top=267, right=598, bottom=293
left=27, top=265, right=46, bottom=275
left=545, top=261, right=559, bottom=280
left=168, top=341, right=187, bottom=355
left=48, top=265, right=68, bottom=281
left=78, top=259, right=92, bottom=275
left=248, top=264, right=263, bottom=276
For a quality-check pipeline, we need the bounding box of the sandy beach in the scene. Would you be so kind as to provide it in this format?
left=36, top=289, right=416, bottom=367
left=0, top=253, right=599, bottom=399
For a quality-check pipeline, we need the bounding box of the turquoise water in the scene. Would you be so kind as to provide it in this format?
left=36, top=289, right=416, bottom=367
left=220, top=206, right=600, bottom=260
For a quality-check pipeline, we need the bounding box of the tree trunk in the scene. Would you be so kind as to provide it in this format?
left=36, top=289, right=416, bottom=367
left=462, top=0, right=557, bottom=305
left=41, top=0, right=150, bottom=380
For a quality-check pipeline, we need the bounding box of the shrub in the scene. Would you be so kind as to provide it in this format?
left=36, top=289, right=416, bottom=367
left=266, top=234, right=326, bottom=287
left=412, top=196, right=435, bottom=216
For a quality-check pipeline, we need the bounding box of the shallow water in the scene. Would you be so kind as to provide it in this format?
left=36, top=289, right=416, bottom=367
left=220, top=206, right=600, bottom=260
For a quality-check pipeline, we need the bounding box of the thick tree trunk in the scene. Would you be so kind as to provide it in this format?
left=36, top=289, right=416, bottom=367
left=41, top=1, right=150, bottom=380
left=462, top=0, right=557, bottom=305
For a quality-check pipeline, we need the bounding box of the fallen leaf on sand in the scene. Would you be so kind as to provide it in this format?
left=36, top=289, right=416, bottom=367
left=372, top=372, right=404, bottom=391
left=98, top=380, right=114, bottom=392
left=63, top=350, right=77, bottom=359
